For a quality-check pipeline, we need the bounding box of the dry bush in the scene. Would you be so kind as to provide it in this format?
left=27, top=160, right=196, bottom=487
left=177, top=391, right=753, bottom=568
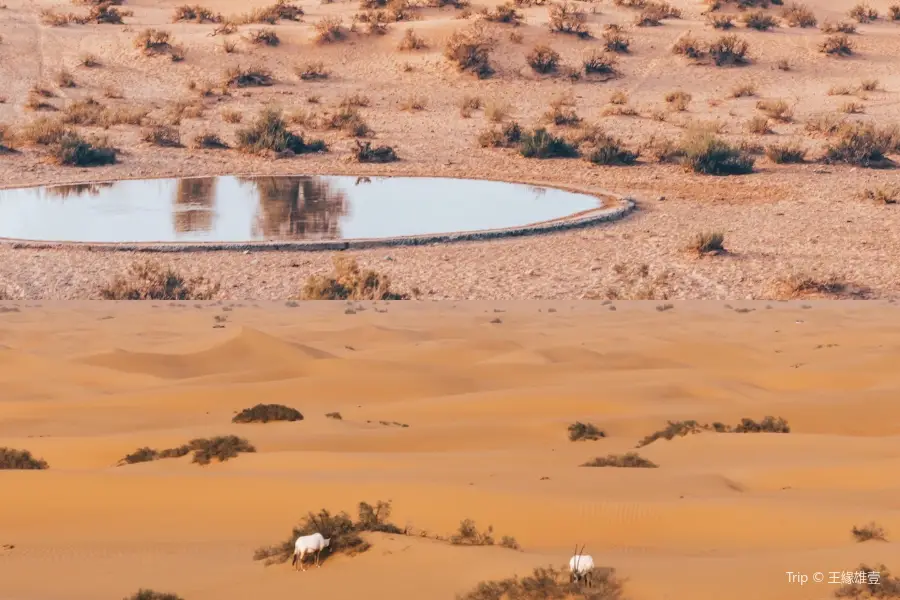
left=568, top=422, right=606, bottom=441
left=399, top=95, right=426, bottom=110
left=805, top=112, right=846, bottom=136
left=820, top=34, right=853, bottom=55
left=583, top=49, right=617, bottom=75
left=142, top=124, right=182, bottom=147
left=609, top=91, right=628, bottom=104
left=16, top=117, right=66, bottom=145
left=302, top=256, right=407, bottom=300
left=860, top=78, right=880, bottom=92
left=119, top=436, right=255, bottom=466
left=742, top=10, right=777, bottom=30
left=296, top=61, right=329, bottom=80
left=687, top=231, right=725, bottom=254
left=890, top=4, right=900, bottom=20
left=315, top=16, right=347, bottom=42
left=824, top=122, right=893, bottom=167
left=326, top=411, right=343, bottom=419
left=828, top=84, right=852, bottom=96
left=173, top=4, right=222, bottom=22
left=398, top=27, right=426, bottom=50
left=254, top=500, right=404, bottom=566
left=543, top=96, right=581, bottom=126
left=458, top=566, right=624, bottom=600
left=774, top=273, right=852, bottom=299
left=125, top=590, right=184, bottom=600
left=548, top=2, right=589, bottom=37
left=672, top=34, right=704, bottom=59
left=56, top=69, right=76, bottom=88
left=848, top=2, right=877, bottom=22
left=852, top=523, right=888, bottom=542
left=478, top=121, right=522, bottom=147
left=79, top=53, right=101, bottom=67
left=133, top=29, right=184, bottom=60
left=40, top=9, right=73, bottom=26
left=527, top=44, right=560, bottom=73
left=192, top=132, right=229, bottom=149
left=709, top=14, right=734, bottom=28
left=834, top=564, right=900, bottom=597
left=75, top=4, right=133, bottom=24
left=820, top=19, right=856, bottom=33
left=519, top=128, right=578, bottom=158
left=730, top=81, right=756, bottom=97
left=765, top=142, right=805, bottom=163
left=451, top=519, right=495, bottom=545
left=601, top=24, right=631, bottom=52
left=665, top=90, right=691, bottom=111
left=859, top=185, right=898, bottom=204
left=756, top=98, right=793, bottom=121
left=0, top=447, right=49, bottom=469
left=746, top=115, right=770, bottom=133
left=240, top=0, right=304, bottom=24
left=233, top=403, right=304, bottom=423
left=582, top=453, right=658, bottom=468
left=485, top=102, right=510, bottom=122
left=708, top=34, right=749, bottom=65
left=459, top=95, right=482, bottom=117
left=637, top=416, right=789, bottom=447
left=635, top=1, right=680, bottom=26
left=221, top=109, right=242, bottom=123
left=248, top=28, right=280, bottom=45
left=583, top=133, right=638, bottom=165
left=100, top=260, right=219, bottom=300
left=48, top=130, right=116, bottom=166
left=223, top=65, right=274, bottom=87
left=236, top=108, right=325, bottom=154
left=444, top=22, right=496, bottom=77
left=679, top=131, right=754, bottom=174
left=840, top=101, right=864, bottom=114
left=781, top=2, right=815, bottom=26
left=481, top=1, right=522, bottom=24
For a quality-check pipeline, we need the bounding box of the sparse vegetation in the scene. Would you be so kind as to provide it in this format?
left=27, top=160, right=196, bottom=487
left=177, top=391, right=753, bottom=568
left=353, top=140, right=398, bottom=163
left=583, top=49, right=617, bottom=75
left=568, top=422, right=606, bottom=441
left=709, top=14, right=734, bottom=28
left=746, top=115, right=770, bottom=134
left=833, top=563, right=900, bottom=598
left=819, top=34, right=853, bottom=56
left=766, top=142, right=806, bottom=163
left=236, top=108, right=326, bottom=155
left=296, top=61, right=329, bottom=80
left=742, top=10, right=777, bottom=30
left=233, top=404, right=304, bottom=423
left=820, top=20, right=856, bottom=33
left=708, top=34, right=750, bottom=65
left=445, top=22, right=496, bottom=77
left=100, top=260, right=220, bottom=300
left=519, top=128, right=578, bottom=158
left=602, top=24, right=631, bottom=52
left=301, top=256, right=408, bottom=300
left=124, top=590, right=185, bottom=600
left=142, top=124, right=182, bottom=147
left=118, top=436, right=255, bottom=466
left=687, top=231, right=725, bottom=255
left=478, top=120, right=522, bottom=147
left=315, top=16, right=347, bottom=43
left=782, top=2, right=816, bottom=27
left=240, top=0, right=304, bottom=24
left=0, top=447, right=49, bottom=470
left=398, top=27, right=426, bottom=50
left=679, top=131, right=754, bottom=175
left=852, top=523, right=888, bottom=542
left=248, top=28, right=280, bottom=45
left=458, top=566, right=624, bottom=600
left=582, top=453, right=658, bottom=468
left=637, top=416, right=790, bottom=447
left=133, top=29, right=184, bottom=61
left=527, top=44, right=560, bottom=73
left=451, top=519, right=495, bottom=545
left=192, top=132, right=228, bottom=149
left=583, top=133, right=639, bottom=165
left=665, top=90, right=691, bottom=111
left=756, top=98, right=793, bottom=121
left=859, top=185, right=898, bottom=204
left=173, top=4, right=222, bottom=22
left=481, top=2, right=522, bottom=24
left=824, top=122, right=893, bottom=167
left=325, top=411, right=343, bottom=420
left=548, top=2, right=589, bottom=37
left=775, top=273, right=853, bottom=299
left=848, top=2, right=877, bottom=23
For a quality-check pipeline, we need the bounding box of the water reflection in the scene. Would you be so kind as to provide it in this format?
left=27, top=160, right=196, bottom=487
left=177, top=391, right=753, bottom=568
left=0, top=175, right=600, bottom=243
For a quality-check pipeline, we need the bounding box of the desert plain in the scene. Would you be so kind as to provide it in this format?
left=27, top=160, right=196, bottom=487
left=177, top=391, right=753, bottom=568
left=1, top=300, right=900, bottom=600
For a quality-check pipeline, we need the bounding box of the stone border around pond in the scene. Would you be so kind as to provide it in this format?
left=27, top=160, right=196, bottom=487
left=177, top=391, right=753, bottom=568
left=0, top=190, right=636, bottom=253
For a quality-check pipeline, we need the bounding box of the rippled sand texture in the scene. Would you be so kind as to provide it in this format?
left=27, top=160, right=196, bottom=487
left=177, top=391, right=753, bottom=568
left=1, top=301, right=900, bottom=600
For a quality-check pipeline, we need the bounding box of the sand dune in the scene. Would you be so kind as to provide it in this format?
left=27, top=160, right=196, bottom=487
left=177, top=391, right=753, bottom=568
left=1, top=301, right=900, bottom=600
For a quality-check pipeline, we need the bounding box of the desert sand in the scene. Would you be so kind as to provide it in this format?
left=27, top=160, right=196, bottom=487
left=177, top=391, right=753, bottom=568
left=2, top=0, right=900, bottom=300
left=1, top=300, right=899, bottom=599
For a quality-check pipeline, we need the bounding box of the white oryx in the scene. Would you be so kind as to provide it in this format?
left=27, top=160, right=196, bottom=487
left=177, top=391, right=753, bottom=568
left=292, top=532, right=331, bottom=571
left=569, top=544, right=595, bottom=587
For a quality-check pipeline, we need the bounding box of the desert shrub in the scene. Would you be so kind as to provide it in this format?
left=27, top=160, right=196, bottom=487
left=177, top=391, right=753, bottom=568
left=890, top=4, right=900, bottom=20
left=51, top=131, right=117, bottom=166
left=679, top=132, right=754, bottom=175
left=233, top=404, right=304, bottom=423
left=325, top=412, right=343, bottom=420
left=543, top=96, right=580, bottom=126
left=192, top=132, right=228, bottom=149
left=824, top=122, right=892, bottom=167
left=756, top=98, right=793, bottom=121
left=459, top=95, right=482, bottom=117
left=519, top=128, right=578, bottom=158
left=635, top=2, right=679, bottom=26
left=687, top=231, right=725, bottom=254
left=583, top=134, right=638, bottom=165
left=742, top=10, right=777, bottom=29
left=582, top=453, right=658, bottom=468
left=451, top=519, right=495, bottom=545
left=637, top=416, right=790, bottom=447
left=820, top=34, right=853, bottom=55
left=142, top=124, right=182, bottom=147
left=16, top=117, right=67, bottom=145
left=315, top=16, right=346, bottom=42
left=458, top=566, right=624, bottom=600
left=133, top=29, right=183, bottom=60
left=709, top=14, right=734, bottom=28
left=527, top=44, right=560, bottom=73
left=775, top=273, right=851, bottom=299
left=76, top=4, right=132, bottom=24
left=302, top=256, right=408, bottom=300
left=398, top=28, right=427, bottom=50
left=481, top=2, right=522, bottom=23
left=851, top=523, right=888, bottom=542
left=241, top=0, right=304, bottom=23
left=0, top=447, right=49, bottom=470
left=548, top=2, right=589, bottom=37
left=253, top=500, right=404, bottom=566
left=478, top=121, right=522, bottom=147
left=859, top=185, right=898, bottom=204
left=568, top=422, right=605, bottom=441
left=236, top=108, right=326, bottom=154
left=173, top=4, right=222, bottom=22
left=665, top=90, right=691, bottom=111
left=782, top=2, right=816, bottom=26
left=398, top=95, right=427, bottom=110
left=248, top=28, right=279, bottom=45
left=583, top=49, right=617, bottom=74
left=820, top=20, right=856, bottom=33
left=296, top=61, right=329, bottom=80
left=833, top=564, right=900, bottom=597
left=445, top=22, right=496, bottom=77
left=602, top=24, right=630, bottom=52
left=765, top=142, right=805, bottom=163
left=672, top=34, right=704, bottom=59
left=848, top=2, right=877, bottom=22
left=124, top=590, right=185, bottom=600
left=100, top=260, right=220, bottom=300
left=708, top=34, right=749, bottom=65
left=119, top=436, right=254, bottom=466
left=353, top=140, right=398, bottom=163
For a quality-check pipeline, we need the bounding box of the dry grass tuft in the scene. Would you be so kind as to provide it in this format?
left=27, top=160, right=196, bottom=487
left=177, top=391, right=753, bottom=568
left=852, top=523, right=888, bottom=542
left=582, top=453, right=658, bottom=468
left=583, top=49, right=617, bottom=75
left=451, top=519, right=496, bottom=545
left=519, top=128, right=578, bottom=158
left=458, top=566, right=624, bottom=600
left=782, top=2, right=816, bottom=27
left=247, top=27, right=280, bottom=45
left=191, top=132, right=229, bottom=149
left=142, top=124, right=182, bottom=147
left=302, top=256, right=407, bottom=300
left=478, top=121, right=522, bottom=147
left=687, top=231, right=725, bottom=255
left=296, top=61, right=329, bottom=80
left=820, top=19, right=856, bottom=33
left=742, top=10, right=777, bottom=30
left=133, top=29, right=184, bottom=60
left=315, top=16, right=347, bottom=43
left=398, top=27, right=427, bottom=50
left=665, top=90, right=691, bottom=111
left=848, top=2, right=878, bottom=22
left=819, top=34, right=853, bottom=55
left=765, top=142, right=806, bottom=163
left=527, top=44, right=560, bottom=73
left=353, top=140, right=398, bottom=162
left=824, top=122, right=894, bottom=167
left=602, top=24, right=631, bottom=52
left=756, top=98, right=793, bottom=121
left=233, top=404, right=303, bottom=423
left=548, top=1, right=590, bottom=37
left=481, top=1, right=523, bottom=24
left=236, top=108, right=326, bottom=155
left=100, top=260, right=220, bottom=300
left=223, top=65, right=275, bottom=87
left=172, top=4, right=222, bottom=22
left=679, top=131, right=754, bottom=175
left=124, top=590, right=184, bottom=600
left=240, top=0, right=304, bottom=24
left=859, top=185, right=898, bottom=204
left=568, top=422, right=606, bottom=441
left=445, top=22, right=496, bottom=77
left=774, top=273, right=852, bottom=299
left=0, top=447, right=49, bottom=469
left=746, top=115, right=770, bottom=134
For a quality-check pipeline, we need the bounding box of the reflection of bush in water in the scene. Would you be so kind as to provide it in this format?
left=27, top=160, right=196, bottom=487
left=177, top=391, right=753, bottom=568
left=173, top=177, right=215, bottom=234
left=240, top=176, right=349, bottom=240
left=45, top=182, right=115, bottom=200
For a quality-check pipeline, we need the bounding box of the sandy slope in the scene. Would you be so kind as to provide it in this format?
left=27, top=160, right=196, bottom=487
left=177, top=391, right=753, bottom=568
left=1, top=300, right=900, bottom=599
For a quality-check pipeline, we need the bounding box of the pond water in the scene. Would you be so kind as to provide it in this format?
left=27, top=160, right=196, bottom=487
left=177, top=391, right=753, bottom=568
left=0, top=176, right=600, bottom=243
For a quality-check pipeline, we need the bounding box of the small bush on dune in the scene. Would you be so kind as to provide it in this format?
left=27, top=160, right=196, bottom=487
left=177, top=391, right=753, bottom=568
left=236, top=108, right=326, bottom=155
left=819, top=34, right=853, bottom=55
left=172, top=4, right=222, bottom=22
left=133, top=29, right=184, bottom=60
left=637, top=416, right=790, bottom=447
left=192, top=132, right=229, bottom=149
left=519, top=128, right=578, bottom=158
left=458, top=566, right=624, bottom=600
left=481, top=2, right=523, bottom=24
left=756, top=98, right=793, bottom=122
left=142, top=124, right=182, bottom=147
left=679, top=132, right=754, bottom=175
left=766, top=142, right=806, bottom=163
left=240, top=0, right=304, bottom=24
left=445, top=22, right=496, bottom=78
left=118, top=436, right=255, bottom=466
left=51, top=131, right=117, bottom=167
left=223, top=65, right=274, bottom=87
left=326, top=412, right=343, bottom=420
left=353, top=140, right=398, bottom=163
left=398, top=27, right=427, bottom=50
left=848, top=2, right=878, bottom=22
left=583, top=134, right=639, bottom=165
left=824, top=122, right=893, bottom=167
left=602, top=24, right=631, bottom=52
left=890, top=4, right=900, bottom=20
left=568, top=422, right=605, bottom=441
left=687, top=231, right=725, bottom=255
left=100, top=260, right=220, bottom=300
left=859, top=185, right=898, bottom=204
left=548, top=2, right=590, bottom=37
left=583, top=49, right=617, bottom=75
left=851, top=523, right=888, bottom=542
left=315, top=16, right=347, bottom=43
left=302, top=256, right=408, bottom=300
left=775, top=273, right=852, bottom=299
left=782, top=2, right=816, bottom=27
left=125, top=590, right=185, bottom=600
left=820, top=20, right=856, bottom=34
left=527, top=44, right=560, bottom=73
left=709, top=14, right=734, bottom=28
left=742, top=10, right=777, bottom=30
left=708, top=34, right=749, bottom=65
left=248, top=28, right=280, bottom=45
left=451, top=519, right=495, bottom=545
left=233, top=404, right=304, bottom=423
left=478, top=121, right=522, bottom=148
left=582, top=453, right=658, bottom=468
left=296, top=61, right=329, bottom=80
left=0, top=447, right=49, bottom=469
left=834, top=564, right=900, bottom=597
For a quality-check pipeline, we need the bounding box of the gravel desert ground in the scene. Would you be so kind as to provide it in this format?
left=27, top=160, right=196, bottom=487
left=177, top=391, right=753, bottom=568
left=1, top=0, right=899, bottom=300
left=1, top=301, right=900, bottom=600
